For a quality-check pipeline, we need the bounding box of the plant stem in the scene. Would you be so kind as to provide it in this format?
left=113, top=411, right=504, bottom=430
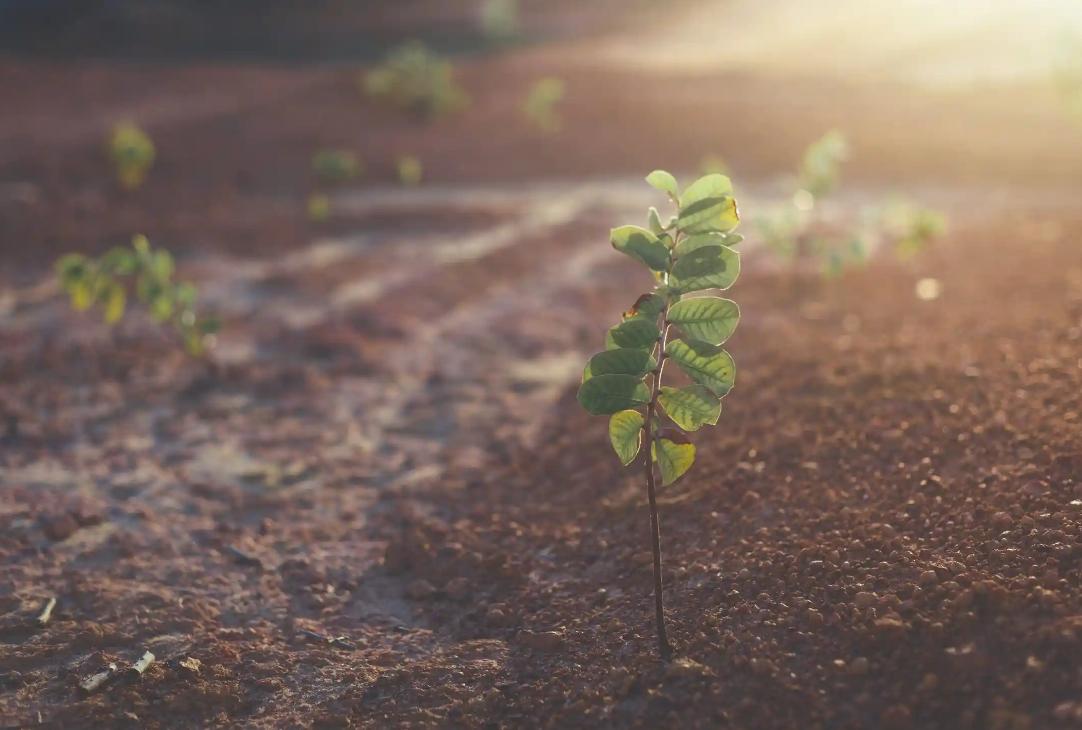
left=642, top=298, right=673, bottom=662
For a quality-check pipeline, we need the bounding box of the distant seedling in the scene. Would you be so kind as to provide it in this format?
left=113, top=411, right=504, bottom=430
left=307, top=193, right=332, bottom=223
left=798, top=129, right=848, bottom=200
left=759, top=131, right=945, bottom=275
left=397, top=155, right=423, bottom=186
left=56, top=235, right=219, bottom=356
left=480, top=0, right=520, bottom=43
left=362, top=41, right=469, bottom=120
left=880, top=198, right=948, bottom=261
left=312, top=149, right=362, bottom=184
left=109, top=123, right=155, bottom=190
left=578, top=170, right=742, bottom=660
left=523, top=77, right=565, bottom=133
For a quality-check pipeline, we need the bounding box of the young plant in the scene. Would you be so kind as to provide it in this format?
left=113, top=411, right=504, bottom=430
left=56, top=235, right=219, bottom=356
left=758, top=132, right=945, bottom=275
left=312, top=149, right=362, bottom=184
left=797, top=129, right=848, bottom=200
left=756, top=130, right=849, bottom=264
left=480, top=0, right=520, bottom=43
left=362, top=41, right=469, bottom=120
left=880, top=198, right=947, bottom=261
left=109, top=123, right=155, bottom=190
left=577, top=171, right=741, bottom=660
left=307, top=193, right=331, bottom=223
left=396, top=155, right=423, bottom=186
left=522, top=77, right=565, bottom=134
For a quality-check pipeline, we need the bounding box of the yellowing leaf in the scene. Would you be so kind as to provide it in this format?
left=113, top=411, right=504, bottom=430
left=609, top=410, right=644, bottom=466
left=654, top=437, right=696, bottom=486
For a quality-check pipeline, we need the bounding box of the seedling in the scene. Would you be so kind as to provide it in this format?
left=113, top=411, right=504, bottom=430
left=362, top=42, right=469, bottom=120
left=879, top=198, right=947, bottom=261
left=109, top=123, right=155, bottom=190
left=798, top=129, right=848, bottom=200
left=397, top=155, right=423, bottom=186
left=522, top=77, right=565, bottom=134
left=577, top=170, right=741, bottom=660
left=307, top=193, right=331, bottom=223
left=312, top=149, right=362, bottom=184
left=56, top=235, right=219, bottom=356
left=480, top=0, right=520, bottom=43
left=756, top=130, right=849, bottom=264
left=758, top=131, right=944, bottom=274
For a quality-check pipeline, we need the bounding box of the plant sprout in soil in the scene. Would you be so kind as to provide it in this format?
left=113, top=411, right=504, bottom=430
left=56, top=235, right=219, bottom=356
left=578, top=170, right=741, bottom=660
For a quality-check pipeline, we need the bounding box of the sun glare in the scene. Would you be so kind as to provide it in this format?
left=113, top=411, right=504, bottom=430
left=604, top=0, right=1082, bottom=87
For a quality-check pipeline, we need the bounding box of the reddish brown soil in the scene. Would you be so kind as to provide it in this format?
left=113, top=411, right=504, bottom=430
left=3, top=6, right=1082, bottom=729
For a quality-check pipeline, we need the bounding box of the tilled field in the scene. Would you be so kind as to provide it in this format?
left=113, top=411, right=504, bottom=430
left=3, top=7, right=1082, bottom=727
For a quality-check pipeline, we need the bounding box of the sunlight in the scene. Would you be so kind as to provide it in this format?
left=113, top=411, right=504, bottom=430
left=604, top=0, right=1082, bottom=87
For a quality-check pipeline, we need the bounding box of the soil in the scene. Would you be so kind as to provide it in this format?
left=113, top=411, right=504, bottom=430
left=2, top=3, right=1082, bottom=729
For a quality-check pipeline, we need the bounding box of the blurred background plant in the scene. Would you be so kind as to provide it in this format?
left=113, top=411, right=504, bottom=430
left=306, top=192, right=331, bottom=223
left=880, top=198, right=949, bottom=261
left=362, top=41, right=469, bottom=121
left=522, top=77, right=565, bottom=134
left=311, top=148, right=362, bottom=185
left=755, top=131, right=945, bottom=276
left=480, top=0, right=520, bottom=44
left=798, top=130, right=849, bottom=199
left=55, top=235, right=219, bottom=355
left=109, top=122, right=155, bottom=190
left=397, top=155, right=423, bottom=186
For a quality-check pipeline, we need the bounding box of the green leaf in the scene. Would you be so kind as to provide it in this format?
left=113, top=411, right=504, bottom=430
left=609, top=410, right=644, bottom=466
left=585, top=348, right=656, bottom=380
left=577, top=374, right=651, bottom=415
left=677, top=174, right=739, bottom=234
left=667, top=296, right=739, bottom=345
left=69, top=280, right=93, bottom=311
left=671, top=245, right=740, bottom=293
left=56, top=254, right=89, bottom=287
left=150, top=293, right=173, bottom=322
left=103, top=282, right=126, bottom=324
left=665, top=339, right=735, bottom=397
left=645, top=170, right=679, bottom=200
left=623, top=293, right=665, bottom=320
left=175, top=282, right=197, bottom=308
left=647, top=207, right=665, bottom=235
left=151, top=249, right=175, bottom=282
left=608, top=317, right=659, bottom=349
left=610, top=225, right=670, bottom=271
left=658, top=385, right=721, bottom=431
left=99, top=246, right=137, bottom=276
left=196, top=316, right=221, bottom=335
left=653, top=434, right=696, bottom=486
left=136, top=274, right=163, bottom=304
left=183, top=330, right=206, bottom=357
left=674, top=232, right=742, bottom=256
